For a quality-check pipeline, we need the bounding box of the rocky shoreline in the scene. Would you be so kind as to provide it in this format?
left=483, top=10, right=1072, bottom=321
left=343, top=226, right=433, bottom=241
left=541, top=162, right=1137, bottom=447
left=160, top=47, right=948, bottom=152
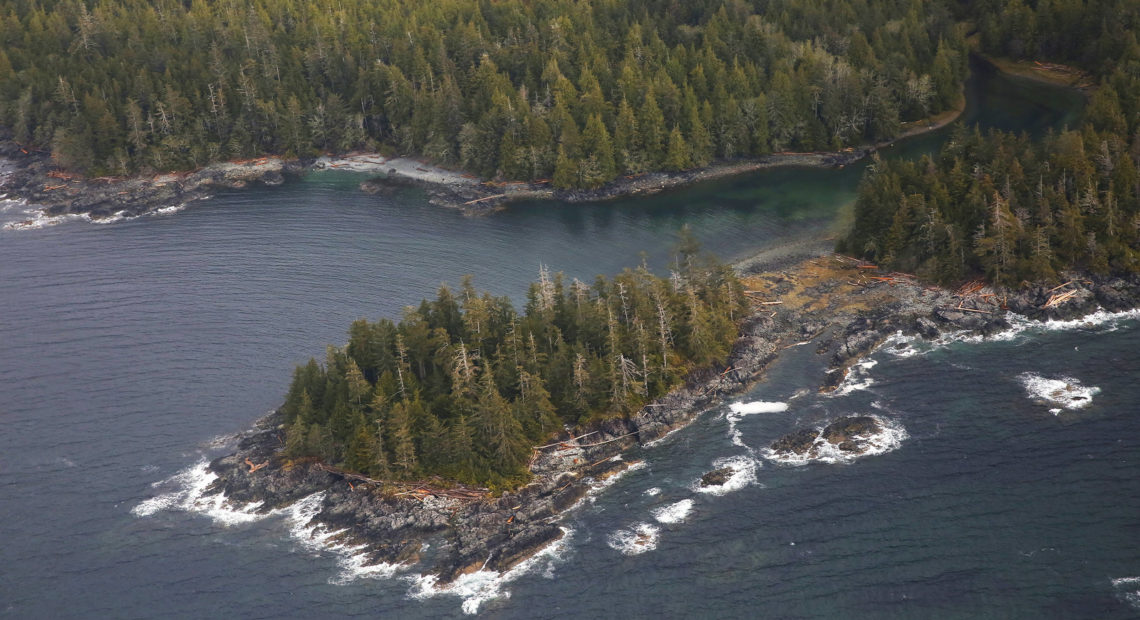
left=202, top=255, right=1140, bottom=585
left=1, top=90, right=967, bottom=225
left=0, top=143, right=869, bottom=226
left=0, top=70, right=973, bottom=225
left=389, top=150, right=870, bottom=214
left=0, top=142, right=307, bottom=226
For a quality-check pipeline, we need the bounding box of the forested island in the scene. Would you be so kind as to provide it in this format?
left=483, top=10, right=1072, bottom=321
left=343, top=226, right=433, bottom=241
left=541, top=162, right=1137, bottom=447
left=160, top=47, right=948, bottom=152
left=279, top=233, right=744, bottom=489
left=1, top=0, right=967, bottom=190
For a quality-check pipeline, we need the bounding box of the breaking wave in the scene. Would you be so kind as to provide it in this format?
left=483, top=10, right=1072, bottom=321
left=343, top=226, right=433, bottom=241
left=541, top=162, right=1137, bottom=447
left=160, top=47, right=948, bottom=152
left=763, top=415, right=907, bottom=466
left=651, top=499, right=695, bottom=524
left=284, top=493, right=406, bottom=585
left=133, top=462, right=406, bottom=587
left=1112, top=576, right=1140, bottom=610
left=130, top=460, right=267, bottom=526
left=693, top=455, right=759, bottom=496
left=828, top=358, right=877, bottom=396
left=2, top=199, right=199, bottom=231
left=1020, top=373, right=1100, bottom=413
left=606, top=522, right=660, bottom=556
left=889, top=308, right=1140, bottom=355
left=726, top=400, right=789, bottom=448
left=407, top=527, right=572, bottom=615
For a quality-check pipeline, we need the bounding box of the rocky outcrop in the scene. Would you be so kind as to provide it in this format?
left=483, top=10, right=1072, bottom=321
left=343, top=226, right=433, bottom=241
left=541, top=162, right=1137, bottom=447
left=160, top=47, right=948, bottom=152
left=699, top=467, right=735, bottom=487
left=770, top=415, right=883, bottom=457
left=2, top=153, right=305, bottom=221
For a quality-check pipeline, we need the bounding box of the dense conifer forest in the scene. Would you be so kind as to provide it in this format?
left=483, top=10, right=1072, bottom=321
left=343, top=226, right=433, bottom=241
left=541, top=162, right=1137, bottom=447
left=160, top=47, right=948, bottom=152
left=960, top=0, right=1140, bottom=70
left=0, top=0, right=967, bottom=187
left=841, top=0, right=1140, bottom=286
left=838, top=124, right=1140, bottom=286
left=278, top=234, right=746, bottom=489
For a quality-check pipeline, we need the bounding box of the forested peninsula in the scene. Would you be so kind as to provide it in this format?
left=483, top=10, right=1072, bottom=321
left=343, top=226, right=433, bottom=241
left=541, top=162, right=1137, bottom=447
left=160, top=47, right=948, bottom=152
left=841, top=0, right=1140, bottom=285
left=1, top=0, right=967, bottom=206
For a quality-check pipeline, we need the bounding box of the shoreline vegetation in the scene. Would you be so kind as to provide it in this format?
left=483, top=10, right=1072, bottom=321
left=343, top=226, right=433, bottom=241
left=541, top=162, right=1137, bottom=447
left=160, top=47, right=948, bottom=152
left=0, top=0, right=971, bottom=223
left=206, top=251, right=1140, bottom=585
left=0, top=94, right=964, bottom=228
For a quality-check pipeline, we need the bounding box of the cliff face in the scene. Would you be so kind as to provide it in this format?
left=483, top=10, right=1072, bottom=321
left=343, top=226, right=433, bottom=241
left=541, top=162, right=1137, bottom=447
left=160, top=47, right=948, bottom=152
left=205, top=257, right=1140, bottom=583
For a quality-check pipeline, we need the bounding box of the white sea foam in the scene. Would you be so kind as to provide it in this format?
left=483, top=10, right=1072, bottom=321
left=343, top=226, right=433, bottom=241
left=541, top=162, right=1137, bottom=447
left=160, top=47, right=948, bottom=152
left=726, top=401, right=789, bottom=448
left=90, top=210, right=132, bottom=224
left=828, top=358, right=878, bottom=396
left=929, top=308, right=1140, bottom=348
left=1020, top=373, right=1100, bottom=412
left=282, top=493, right=406, bottom=585
left=130, top=460, right=267, bottom=525
left=789, top=388, right=813, bottom=401
left=643, top=487, right=661, bottom=497
left=1112, top=576, right=1140, bottom=610
left=763, top=415, right=908, bottom=466
left=1, top=198, right=198, bottom=231
left=729, top=401, right=790, bottom=415
left=882, top=331, right=924, bottom=358
left=407, top=527, right=572, bottom=615
left=134, top=462, right=408, bottom=586
left=607, top=522, right=660, bottom=556
left=155, top=200, right=199, bottom=216
left=284, top=492, right=333, bottom=550
left=2, top=208, right=90, bottom=231
left=693, top=454, right=759, bottom=496
left=591, top=460, right=645, bottom=493
left=651, top=499, right=694, bottom=524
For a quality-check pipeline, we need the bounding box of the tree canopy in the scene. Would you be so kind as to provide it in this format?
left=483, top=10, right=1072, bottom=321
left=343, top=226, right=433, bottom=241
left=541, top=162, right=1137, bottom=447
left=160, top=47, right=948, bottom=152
left=279, top=234, right=746, bottom=490
left=1, top=0, right=967, bottom=188
left=841, top=1, right=1140, bottom=287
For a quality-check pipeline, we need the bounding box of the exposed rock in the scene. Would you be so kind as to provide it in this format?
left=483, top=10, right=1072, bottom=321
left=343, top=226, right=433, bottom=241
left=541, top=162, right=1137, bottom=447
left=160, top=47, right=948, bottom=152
left=699, top=467, right=735, bottom=487
left=2, top=153, right=306, bottom=221
left=912, top=316, right=940, bottom=339
left=820, top=416, right=880, bottom=447
left=770, top=427, right=822, bottom=455
left=770, top=416, right=883, bottom=457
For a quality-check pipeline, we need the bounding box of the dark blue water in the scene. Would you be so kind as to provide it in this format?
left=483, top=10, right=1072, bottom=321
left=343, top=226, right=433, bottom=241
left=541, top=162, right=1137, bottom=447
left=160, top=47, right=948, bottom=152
left=4, top=63, right=1133, bottom=618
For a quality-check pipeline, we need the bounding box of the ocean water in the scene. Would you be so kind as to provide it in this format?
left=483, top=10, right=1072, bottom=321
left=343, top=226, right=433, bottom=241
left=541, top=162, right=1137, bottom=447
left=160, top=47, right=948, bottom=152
left=3, top=61, right=1133, bottom=618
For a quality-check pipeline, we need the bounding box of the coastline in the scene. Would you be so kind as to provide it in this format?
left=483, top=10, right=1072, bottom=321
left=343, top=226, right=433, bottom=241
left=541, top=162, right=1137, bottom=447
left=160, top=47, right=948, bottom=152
left=0, top=99, right=962, bottom=228
left=200, top=254, right=1140, bottom=586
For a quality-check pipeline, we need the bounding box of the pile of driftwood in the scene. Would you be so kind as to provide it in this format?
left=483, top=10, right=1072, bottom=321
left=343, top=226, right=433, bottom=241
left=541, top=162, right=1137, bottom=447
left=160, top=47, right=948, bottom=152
left=1043, top=281, right=1085, bottom=308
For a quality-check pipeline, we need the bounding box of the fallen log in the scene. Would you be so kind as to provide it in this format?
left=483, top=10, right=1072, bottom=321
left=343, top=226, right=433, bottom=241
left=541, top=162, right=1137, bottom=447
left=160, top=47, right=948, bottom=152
left=462, top=193, right=507, bottom=206
left=1046, top=281, right=1074, bottom=293
left=533, top=431, right=600, bottom=450
left=573, top=431, right=639, bottom=448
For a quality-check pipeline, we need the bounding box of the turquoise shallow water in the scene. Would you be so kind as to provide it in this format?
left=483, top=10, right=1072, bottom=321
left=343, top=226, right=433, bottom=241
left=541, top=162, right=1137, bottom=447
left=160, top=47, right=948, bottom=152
left=3, top=60, right=1132, bottom=619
